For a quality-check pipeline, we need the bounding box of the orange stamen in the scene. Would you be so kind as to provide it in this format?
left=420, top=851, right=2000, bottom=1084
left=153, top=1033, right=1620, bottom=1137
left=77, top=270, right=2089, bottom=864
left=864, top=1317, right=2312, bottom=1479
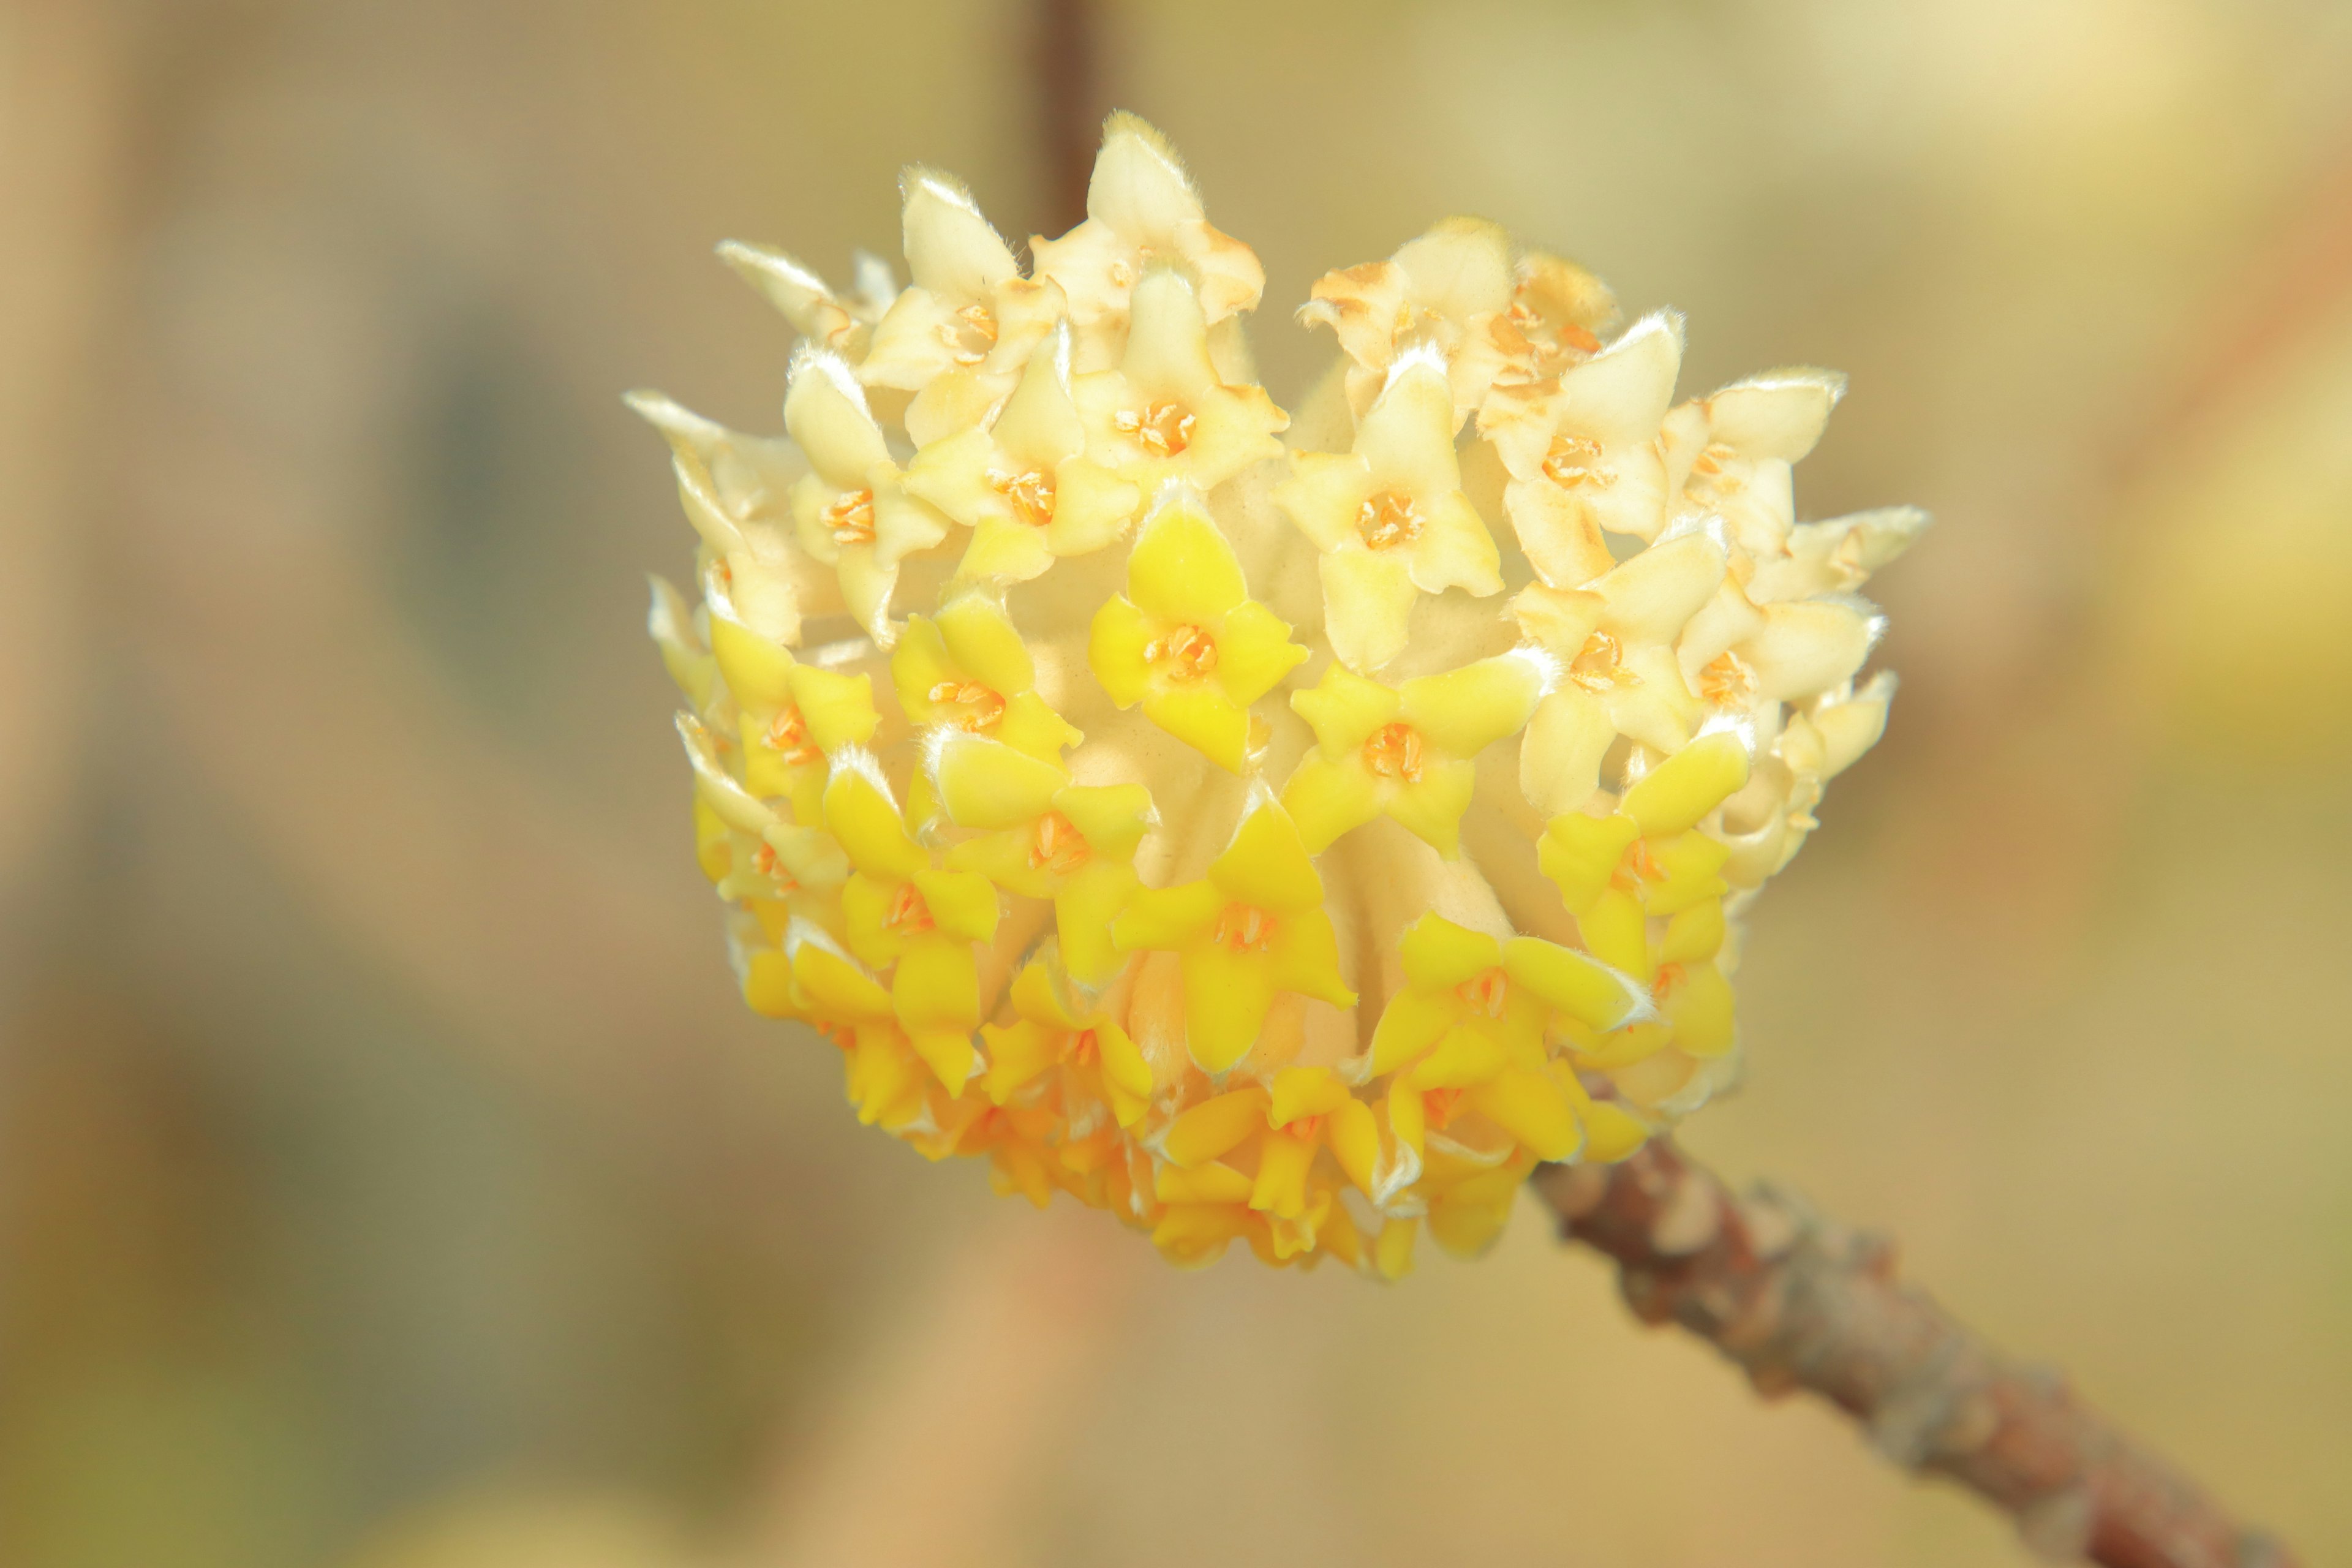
left=884, top=882, right=935, bottom=936
left=1423, top=1087, right=1465, bottom=1130
left=1144, top=624, right=1218, bottom=681
left=1114, top=399, right=1196, bottom=457
left=1065, top=1028, right=1099, bottom=1066
left=1542, top=433, right=1615, bottom=489
left=1028, top=811, right=1091, bottom=875
left=1361, top=722, right=1426, bottom=783
left=986, top=466, right=1057, bottom=528
left=1568, top=630, right=1632, bottom=693
left=927, top=680, right=1006, bottom=732
left=1213, top=904, right=1275, bottom=952
left=1700, top=650, right=1758, bottom=709
left=823, top=488, right=876, bottom=545
left=764, top=705, right=822, bottom=766
left=1354, top=490, right=1423, bottom=550
left=1455, top=968, right=1509, bottom=1019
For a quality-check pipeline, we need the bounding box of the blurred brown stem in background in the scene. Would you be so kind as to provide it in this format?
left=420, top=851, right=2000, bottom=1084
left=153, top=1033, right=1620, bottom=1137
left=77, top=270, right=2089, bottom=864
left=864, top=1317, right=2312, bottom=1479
left=1032, top=0, right=1104, bottom=243
left=1536, top=1147, right=2299, bottom=1568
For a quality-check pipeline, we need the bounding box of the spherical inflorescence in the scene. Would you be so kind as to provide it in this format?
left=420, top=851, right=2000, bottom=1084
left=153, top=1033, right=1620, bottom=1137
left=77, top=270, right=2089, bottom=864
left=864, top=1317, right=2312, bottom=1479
left=635, top=114, right=1924, bottom=1275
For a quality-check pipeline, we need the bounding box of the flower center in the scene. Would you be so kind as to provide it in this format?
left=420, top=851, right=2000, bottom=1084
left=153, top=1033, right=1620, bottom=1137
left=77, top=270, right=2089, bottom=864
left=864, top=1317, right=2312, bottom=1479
left=1505, top=302, right=1600, bottom=375
left=986, top=466, right=1057, bottom=527
left=1542, top=433, right=1615, bottom=489
left=1065, top=1028, right=1099, bottom=1066
left=1455, top=968, right=1509, bottom=1019
left=1700, top=650, right=1758, bottom=708
left=1281, top=1114, right=1324, bottom=1140
left=1213, top=904, right=1276, bottom=952
left=884, top=882, right=935, bottom=936
left=1115, top=399, right=1196, bottom=456
left=1423, top=1087, right=1465, bottom=1130
left=749, top=842, right=798, bottom=891
left=1653, top=961, right=1687, bottom=1001
left=1355, top=490, right=1423, bottom=551
left=1688, top=441, right=1741, bottom=487
left=763, top=704, right=822, bottom=766
left=824, top=488, right=876, bottom=545
left=1361, top=722, right=1426, bottom=783
left=1144, top=624, right=1218, bottom=681
left=1610, top=837, right=1664, bottom=895
left=1028, top=811, right=1091, bottom=874
left=1568, top=630, right=1635, bottom=693
left=946, top=301, right=998, bottom=366
left=927, top=680, right=1006, bottom=732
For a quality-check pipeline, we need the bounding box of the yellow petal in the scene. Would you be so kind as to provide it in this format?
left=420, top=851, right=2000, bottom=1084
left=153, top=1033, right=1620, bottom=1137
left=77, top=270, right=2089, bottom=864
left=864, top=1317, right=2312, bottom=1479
left=1536, top=811, right=1640, bottom=914
left=822, top=756, right=925, bottom=878
left=1580, top=1099, right=1651, bottom=1163
left=1520, top=687, right=1615, bottom=818
left=1399, top=914, right=1501, bottom=989
left=1180, top=941, right=1280, bottom=1072
left=1156, top=1161, right=1256, bottom=1205
left=1055, top=861, right=1140, bottom=989
left=1209, top=801, right=1324, bottom=914
left=1042, top=457, right=1142, bottom=558
left=1317, top=546, right=1419, bottom=675
left=1372, top=1216, right=1419, bottom=1281
left=1328, top=1099, right=1380, bottom=1196
left=1289, top=660, right=1401, bottom=756
left=1383, top=758, right=1477, bottom=859
left=1110, top=880, right=1223, bottom=952
left=788, top=665, right=880, bottom=753
left=1210, top=598, right=1309, bottom=706
left=1466, top=1068, right=1581, bottom=1162
left=910, top=867, right=1000, bottom=943
left=1052, top=783, right=1155, bottom=862
left=1575, top=887, right=1653, bottom=984
left=791, top=939, right=895, bottom=1022
left=1665, top=961, right=1736, bottom=1057
left=1250, top=1128, right=1318, bottom=1217
left=1141, top=684, right=1251, bottom=774
left=1279, top=752, right=1382, bottom=855
left=1163, top=1085, right=1272, bottom=1167
left=1661, top=897, right=1726, bottom=964
left=1086, top=594, right=1156, bottom=707
left=1268, top=1066, right=1350, bottom=1127
left=1502, top=936, right=1643, bottom=1031
left=1622, top=731, right=1751, bottom=837
left=936, top=590, right=1035, bottom=695
left=1400, top=652, right=1547, bottom=760
left=981, top=1018, right=1058, bottom=1102
left=930, top=731, right=1069, bottom=830
left=1405, top=1023, right=1507, bottom=1089
left=1272, top=450, right=1376, bottom=554
left=1268, top=910, right=1355, bottom=1009
left=1127, top=499, right=1246, bottom=626
left=1368, top=985, right=1458, bottom=1077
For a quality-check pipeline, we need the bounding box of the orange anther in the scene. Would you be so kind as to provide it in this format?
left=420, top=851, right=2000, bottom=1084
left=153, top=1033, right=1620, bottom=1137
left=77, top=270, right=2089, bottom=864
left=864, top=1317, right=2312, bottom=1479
left=1354, top=490, right=1424, bottom=550
left=1610, top=837, right=1664, bottom=894
left=1361, top=722, right=1426, bottom=783
left=1653, top=961, right=1686, bottom=1000
left=1568, top=630, right=1632, bottom=693
left=1144, top=624, right=1218, bottom=681
left=1028, top=811, right=1091, bottom=875
left=927, top=680, right=1006, bottom=732
left=1455, top=968, right=1509, bottom=1019
left=764, top=705, right=822, bottom=766
left=1213, top=903, right=1275, bottom=952
left=1700, top=650, right=1758, bottom=709
left=884, top=881, right=935, bottom=936
left=986, top=466, right=1057, bottom=528
left=1542, top=433, right=1615, bottom=489
left=1283, top=1114, right=1324, bottom=1140
left=1114, top=399, right=1196, bottom=457
left=1066, top=1028, right=1099, bottom=1066
left=823, top=488, right=876, bottom=545
left=1423, top=1087, right=1465, bottom=1129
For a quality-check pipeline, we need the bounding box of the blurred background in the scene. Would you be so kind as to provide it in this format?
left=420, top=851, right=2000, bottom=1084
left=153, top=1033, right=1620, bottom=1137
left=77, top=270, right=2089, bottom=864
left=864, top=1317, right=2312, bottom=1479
left=5, top=1, right=2351, bottom=1564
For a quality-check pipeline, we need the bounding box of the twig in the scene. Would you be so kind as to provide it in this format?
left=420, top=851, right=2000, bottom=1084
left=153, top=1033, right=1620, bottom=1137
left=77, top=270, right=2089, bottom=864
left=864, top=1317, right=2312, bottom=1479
left=1532, top=1144, right=2297, bottom=1568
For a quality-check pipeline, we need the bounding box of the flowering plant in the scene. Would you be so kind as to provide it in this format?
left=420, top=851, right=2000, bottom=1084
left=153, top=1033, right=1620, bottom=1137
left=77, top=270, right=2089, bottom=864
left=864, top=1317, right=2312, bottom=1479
left=636, top=114, right=1921, bottom=1275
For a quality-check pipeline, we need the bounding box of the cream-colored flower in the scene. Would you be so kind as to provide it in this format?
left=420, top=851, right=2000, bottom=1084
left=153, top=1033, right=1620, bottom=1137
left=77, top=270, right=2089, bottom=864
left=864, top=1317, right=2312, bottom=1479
left=1660, top=368, right=1848, bottom=566
left=715, top=239, right=895, bottom=364
left=1030, top=111, right=1264, bottom=374
left=859, top=168, right=1067, bottom=445
left=783, top=347, right=954, bottom=647
left=1298, top=216, right=1514, bottom=425
left=1074, top=269, right=1288, bottom=492
left=903, top=325, right=1144, bottom=585
left=1482, top=249, right=1619, bottom=394
left=1270, top=349, right=1504, bottom=673
left=1479, top=311, right=1685, bottom=588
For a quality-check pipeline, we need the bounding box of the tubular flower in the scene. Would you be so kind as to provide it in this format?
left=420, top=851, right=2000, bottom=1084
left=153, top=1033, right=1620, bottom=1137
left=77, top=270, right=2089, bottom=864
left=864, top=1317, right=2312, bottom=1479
left=1271, top=348, right=1504, bottom=673
left=634, top=113, right=1924, bottom=1275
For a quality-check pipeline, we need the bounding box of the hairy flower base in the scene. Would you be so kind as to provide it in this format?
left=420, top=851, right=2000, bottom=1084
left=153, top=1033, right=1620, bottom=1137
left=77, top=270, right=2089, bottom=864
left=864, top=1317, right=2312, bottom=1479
left=637, top=113, right=1920, bottom=1275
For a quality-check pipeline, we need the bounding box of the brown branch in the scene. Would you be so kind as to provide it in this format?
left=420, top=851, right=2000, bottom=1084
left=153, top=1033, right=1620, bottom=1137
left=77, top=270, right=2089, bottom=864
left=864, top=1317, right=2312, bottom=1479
left=1532, top=1144, right=2297, bottom=1568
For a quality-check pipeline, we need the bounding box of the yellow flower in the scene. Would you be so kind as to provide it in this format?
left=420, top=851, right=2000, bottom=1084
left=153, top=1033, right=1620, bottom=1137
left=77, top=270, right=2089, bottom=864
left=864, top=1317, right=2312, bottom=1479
left=783, top=349, right=954, bottom=647
left=1074, top=269, right=1289, bottom=492
left=903, top=325, right=1144, bottom=584
left=1281, top=652, right=1548, bottom=858
left=639, top=112, right=1921, bottom=1276
left=858, top=168, right=1068, bottom=445
left=1110, top=798, right=1355, bottom=1073
left=1298, top=216, right=1514, bottom=425
left=1030, top=111, right=1264, bottom=373
left=1271, top=349, right=1505, bottom=673
left=1478, top=311, right=1686, bottom=588
left=821, top=749, right=1001, bottom=1093
left=888, top=590, right=1082, bottom=761
left=1087, top=492, right=1308, bottom=774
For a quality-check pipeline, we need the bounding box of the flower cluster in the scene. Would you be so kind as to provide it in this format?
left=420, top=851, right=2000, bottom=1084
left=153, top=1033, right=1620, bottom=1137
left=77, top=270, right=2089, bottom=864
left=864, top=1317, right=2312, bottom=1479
left=636, top=115, right=1923, bottom=1275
